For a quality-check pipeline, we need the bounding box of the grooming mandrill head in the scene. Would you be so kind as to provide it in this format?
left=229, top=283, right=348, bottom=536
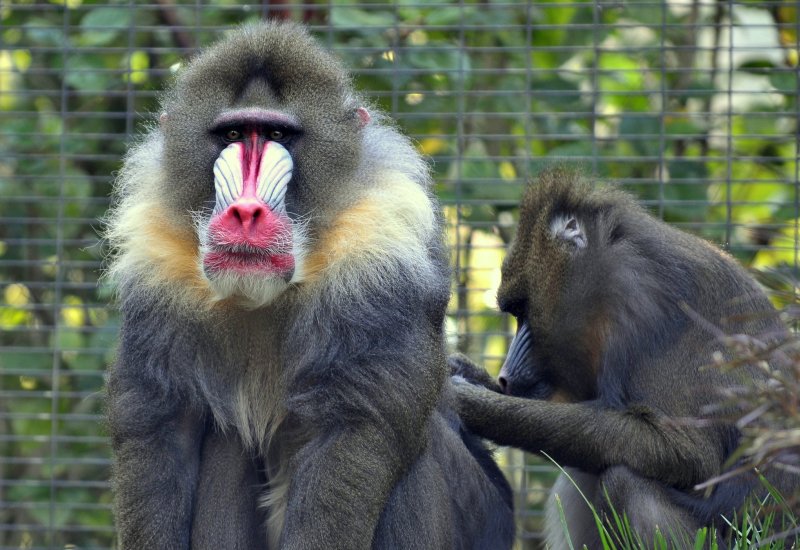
left=495, top=168, right=697, bottom=401
left=105, top=21, right=437, bottom=310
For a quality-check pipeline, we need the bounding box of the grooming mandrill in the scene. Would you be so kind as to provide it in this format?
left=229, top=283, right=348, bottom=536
left=451, top=169, right=795, bottom=548
left=105, top=22, right=513, bottom=550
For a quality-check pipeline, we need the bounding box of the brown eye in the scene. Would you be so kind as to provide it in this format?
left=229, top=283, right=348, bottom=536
left=224, top=129, right=242, bottom=142
left=269, top=129, right=284, bottom=141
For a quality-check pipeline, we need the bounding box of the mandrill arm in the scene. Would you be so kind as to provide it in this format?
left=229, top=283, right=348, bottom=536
left=106, top=302, right=206, bottom=549
left=453, top=380, right=722, bottom=490
left=281, top=423, right=409, bottom=549
left=279, top=281, right=447, bottom=549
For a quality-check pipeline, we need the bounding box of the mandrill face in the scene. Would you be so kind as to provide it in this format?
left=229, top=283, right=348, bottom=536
left=196, top=115, right=305, bottom=307
left=139, top=22, right=369, bottom=310
left=107, top=23, right=440, bottom=314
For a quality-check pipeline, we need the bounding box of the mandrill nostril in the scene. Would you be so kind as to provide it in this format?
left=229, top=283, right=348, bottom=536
left=498, top=376, right=509, bottom=395
left=228, top=202, right=268, bottom=230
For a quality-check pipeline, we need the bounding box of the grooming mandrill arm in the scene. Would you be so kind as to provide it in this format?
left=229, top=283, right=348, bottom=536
left=454, top=380, right=721, bottom=490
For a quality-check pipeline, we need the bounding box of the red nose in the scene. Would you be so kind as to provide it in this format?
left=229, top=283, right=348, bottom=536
left=228, top=201, right=268, bottom=234
left=210, top=200, right=283, bottom=248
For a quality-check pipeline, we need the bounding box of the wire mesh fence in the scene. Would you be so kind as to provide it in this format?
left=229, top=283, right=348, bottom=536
left=1, top=1, right=798, bottom=548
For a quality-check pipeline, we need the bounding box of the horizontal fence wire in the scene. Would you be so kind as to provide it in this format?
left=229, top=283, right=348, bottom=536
left=0, top=1, right=798, bottom=548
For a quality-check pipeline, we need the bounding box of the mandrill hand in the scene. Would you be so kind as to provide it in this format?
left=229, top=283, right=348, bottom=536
left=448, top=353, right=503, bottom=393
left=449, top=374, right=517, bottom=442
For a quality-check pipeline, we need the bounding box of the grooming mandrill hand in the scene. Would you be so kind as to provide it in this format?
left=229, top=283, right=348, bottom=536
left=448, top=353, right=503, bottom=393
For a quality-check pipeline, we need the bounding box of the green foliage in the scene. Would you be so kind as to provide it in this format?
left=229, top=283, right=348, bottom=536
left=550, top=465, right=800, bottom=550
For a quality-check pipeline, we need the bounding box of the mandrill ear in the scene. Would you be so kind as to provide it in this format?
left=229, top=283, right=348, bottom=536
left=356, top=107, right=371, bottom=128
left=550, top=214, right=587, bottom=249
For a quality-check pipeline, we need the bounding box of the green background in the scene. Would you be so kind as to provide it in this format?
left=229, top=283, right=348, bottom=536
left=1, top=1, right=798, bottom=548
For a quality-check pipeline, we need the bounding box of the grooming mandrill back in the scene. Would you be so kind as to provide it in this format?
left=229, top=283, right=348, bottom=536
left=105, top=22, right=513, bottom=550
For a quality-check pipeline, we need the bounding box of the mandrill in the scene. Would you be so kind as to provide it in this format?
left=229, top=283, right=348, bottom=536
left=451, top=168, right=795, bottom=548
left=105, top=21, right=514, bottom=550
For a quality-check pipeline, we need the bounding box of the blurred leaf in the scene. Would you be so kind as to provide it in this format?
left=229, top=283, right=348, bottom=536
left=672, top=77, right=715, bottom=102
left=25, top=18, right=67, bottom=47
left=65, top=54, right=110, bottom=92
left=126, top=50, right=150, bottom=85
left=667, top=158, right=708, bottom=181
left=770, top=71, right=798, bottom=94
left=545, top=141, right=593, bottom=159
left=530, top=75, right=583, bottom=109
left=499, top=161, right=517, bottom=181
left=625, top=4, right=666, bottom=26
left=775, top=2, right=798, bottom=50
left=80, top=7, right=133, bottom=46
left=423, top=6, right=474, bottom=26
left=598, top=53, right=648, bottom=111
left=738, top=59, right=777, bottom=73
left=406, top=47, right=470, bottom=74
left=0, top=351, right=50, bottom=372
left=331, top=8, right=396, bottom=28
left=12, top=49, right=31, bottom=72
left=0, top=306, right=31, bottom=327
left=0, top=51, right=19, bottom=110
left=731, top=111, right=783, bottom=155
left=665, top=117, right=704, bottom=136
left=619, top=114, right=660, bottom=157
left=417, top=137, right=448, bottom=156
left=753, top=219, right=800, bottom=269
left=457, top=140, right=495, bottom=181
